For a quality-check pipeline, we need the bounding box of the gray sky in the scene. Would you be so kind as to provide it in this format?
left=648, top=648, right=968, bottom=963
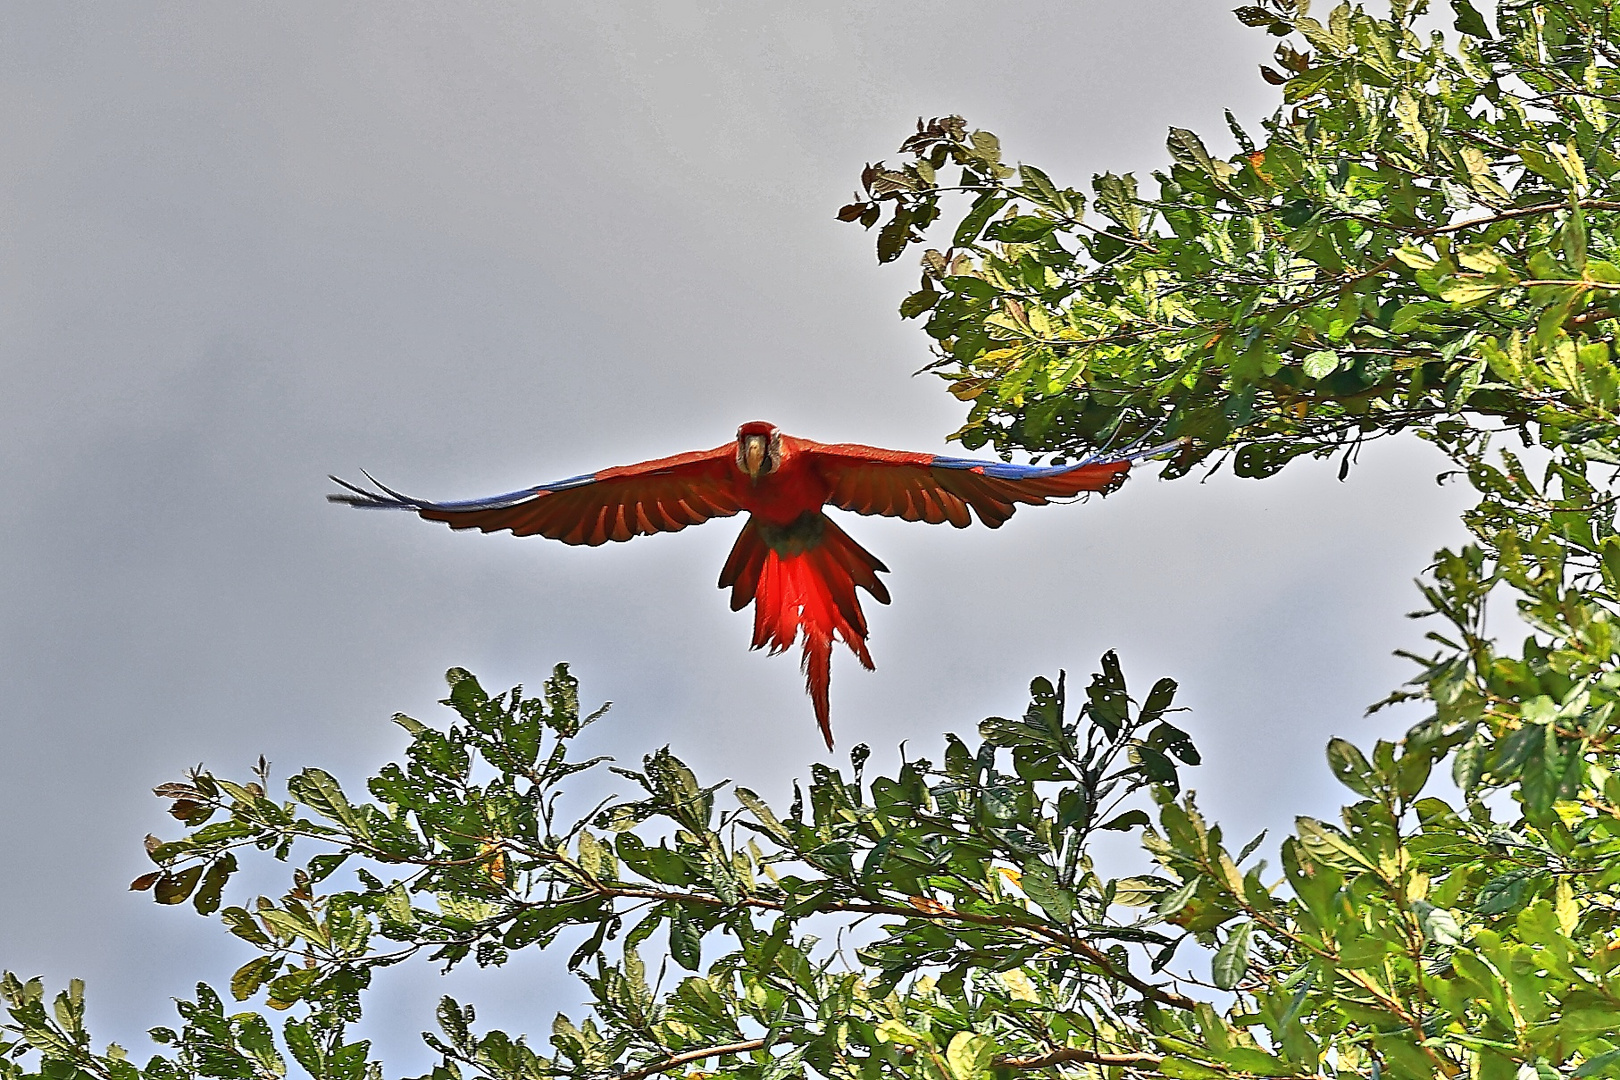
left=0, top=2, right=1474, bottom=1069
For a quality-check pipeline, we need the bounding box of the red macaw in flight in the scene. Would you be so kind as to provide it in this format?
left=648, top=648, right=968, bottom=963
left=330, top=423, right=1163, bottom=748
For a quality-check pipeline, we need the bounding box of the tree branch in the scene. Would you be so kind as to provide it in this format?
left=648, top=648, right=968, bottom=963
left=996, top=1047, right=1164, bottom=1070
left=608, top=1039, right=1168, bottom=1080
left=1421, top=199, right=1620, bottom=236
left=562, top=884, right=1199, bottom=1010
left=609, top=1039, right=767, bottom=1080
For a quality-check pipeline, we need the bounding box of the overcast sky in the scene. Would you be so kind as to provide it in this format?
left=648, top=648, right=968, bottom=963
left=0, top=2, right=1476, bottom=1070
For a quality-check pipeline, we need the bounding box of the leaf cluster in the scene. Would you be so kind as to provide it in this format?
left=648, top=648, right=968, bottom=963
left=842, top=0, right=1620, bottom=479
left=8, top=659, right=1207, bottom=1080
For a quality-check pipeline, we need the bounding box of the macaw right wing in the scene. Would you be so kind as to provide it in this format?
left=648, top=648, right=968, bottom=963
left=803, top=439, right=1172, bottom=529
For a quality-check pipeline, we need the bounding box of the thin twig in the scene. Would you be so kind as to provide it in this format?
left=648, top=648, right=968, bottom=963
left=996, top=1047, right=1164, bottom=1070
left=563, top=884, right=1198, bottom=1010
left=607, top=1039, right=1167, bottom=1080
left=1421, top=199, right=1620, bottom=236
left=610, top=1039, right=767, bottom=1080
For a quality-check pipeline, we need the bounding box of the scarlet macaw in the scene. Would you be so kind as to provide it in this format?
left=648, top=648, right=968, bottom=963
left=330, top=422, right=1162, bottom=748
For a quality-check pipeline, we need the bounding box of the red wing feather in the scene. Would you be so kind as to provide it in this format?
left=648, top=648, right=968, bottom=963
left=802, top=441, right=1132, bottom=528
left=332, top=443, right=742, bottom=546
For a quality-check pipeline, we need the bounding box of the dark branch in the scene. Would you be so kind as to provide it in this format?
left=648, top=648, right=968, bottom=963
left=608, top=1039, right=767, bottom=1080
left=997, top=1047, right=1164, bottom=1070
left=565, top=884, right=1198, bottom=1010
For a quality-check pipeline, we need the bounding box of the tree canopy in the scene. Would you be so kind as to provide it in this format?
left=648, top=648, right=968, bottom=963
left=839, top=0, right=1620, bottom=481
left=11, top=3, right=1620, bottom=1080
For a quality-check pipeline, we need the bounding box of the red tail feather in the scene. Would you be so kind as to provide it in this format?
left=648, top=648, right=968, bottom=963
left=718, top=514, right=889, bottom=748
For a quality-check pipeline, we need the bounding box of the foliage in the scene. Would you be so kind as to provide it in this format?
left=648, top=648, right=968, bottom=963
left=839, top=0, right=1620, bottom=480
left=4, top=661, right=1206, bottom=1080
left=12, top=4, right=1620, bottom=1080
left=5, top=611, right=1620, bottom=1080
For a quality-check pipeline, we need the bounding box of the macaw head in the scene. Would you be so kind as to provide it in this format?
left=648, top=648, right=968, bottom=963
left=736, top=421, right=782, bottom=479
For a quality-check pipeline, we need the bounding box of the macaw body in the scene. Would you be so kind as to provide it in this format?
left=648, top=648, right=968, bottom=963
left=331, top=422, right=1161, bottom=748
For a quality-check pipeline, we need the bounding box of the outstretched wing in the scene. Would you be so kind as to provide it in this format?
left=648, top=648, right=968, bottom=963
left=328, top=443, right=741, bottom=546
left=804, top=439, right=1173, bottom=529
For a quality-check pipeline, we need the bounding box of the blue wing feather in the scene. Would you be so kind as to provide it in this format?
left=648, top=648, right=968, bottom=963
left=327, top=470, right=599, bottom=512
left=927, top=440, right=1180, bottom=479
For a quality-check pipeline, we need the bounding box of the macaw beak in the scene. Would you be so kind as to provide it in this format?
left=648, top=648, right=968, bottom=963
left=740, top=435, right=768, bottom=478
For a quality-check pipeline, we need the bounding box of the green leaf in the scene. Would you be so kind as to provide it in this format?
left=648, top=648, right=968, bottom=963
left=1564, top=209, right=1589, bottom=273
left=952, top=195, right=1007, bottom=248
left=760, top=1047, right=808, bottom=1080
left=152, top=864, right=204, bottom=906
left=899, top=289, right=940, bottom=319
left=1436, top=277, right=1506, bottom=304
left=259, top=906, right=323, bottom=943
left=1574, top=1049, right=1620, bottom=1077
left=1098, top=809, right=1151, bottom=832
left=1019, top=860, right=1074, bottom=921
left=969, top=129, right=1002, bottom=165
left=1113, top=876, right=1171, bottom=907
left=945, top=1032, right=994, bottom=1080
left=191, top=854, right=236, bottom=916
left=1326, top=738, right=1376, bottom=797
left=985, top=215, right=1056, bottom=243
left=1560, top=1007, right=1620, bottom=1035
left=669, top=907, right=702, bottom=971
left=1156, top=878, right=1199, bottom=918
left=735, top=786, right=793, bottom=844
left=392, top=712, right=427, bottom=735
left=1450, top=0, right=1490, bottom=37
left=874, top=1019, right=929, bottom=1047
left=1159, top=1058, right=1226, bottom=1080
left=1233, top=442, right=1310, bottom=479
left=1520, top=143, right=1569, bottom=188
left=1211, top=920, right=1252, bottom=990
left=288, top=768, right=369, bottom=838
left=617, top=833, right=696, bottom=885
left=381, top=881, right=417, bottom=928
left=230, top=957, right=280, bottom=1002
left=1083, top=652, right=1129, bottom=737
left=1294, top=816, right=1376, bottom=870
left=221, top=906, right=273, bottom=946
left=1396, top=744, right=1434, bottom=799
left=1587, top=259, right=1620, bottom=285
left=307, top=852, right=349, bottom=883
left=284, top=1020, right=322, bottom=1077
left=1303, top=350, right=1341, bottom=379
left=1166, top=127, right=1216, bottom=174
left=1017, top=163, right=1068, bottom=213
left=1389, top=301, right=1448, bottom=333
left=1411, top=901, right=1463, bottom=947
left=1092, top=172, right=1141, bottom=235
left=1476, top=868, right=1538, bottom=914
left=1217, top=1047, right=1295, bottom=1076
left=877, top=216, right=911, bottom=264
left=265, top=968, right=319, bottom=1010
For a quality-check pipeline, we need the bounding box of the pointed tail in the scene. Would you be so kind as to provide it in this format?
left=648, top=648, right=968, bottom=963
left=719, top=513, right=889, bottom=748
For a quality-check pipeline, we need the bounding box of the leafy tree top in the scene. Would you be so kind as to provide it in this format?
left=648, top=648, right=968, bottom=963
left=839, top=0, right=1620, bottom=480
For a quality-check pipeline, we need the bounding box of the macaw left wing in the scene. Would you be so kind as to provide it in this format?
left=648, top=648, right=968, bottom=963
left=802, top=438, right=1170, bottom=529
left=328, top=443, right=741, bottom=546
